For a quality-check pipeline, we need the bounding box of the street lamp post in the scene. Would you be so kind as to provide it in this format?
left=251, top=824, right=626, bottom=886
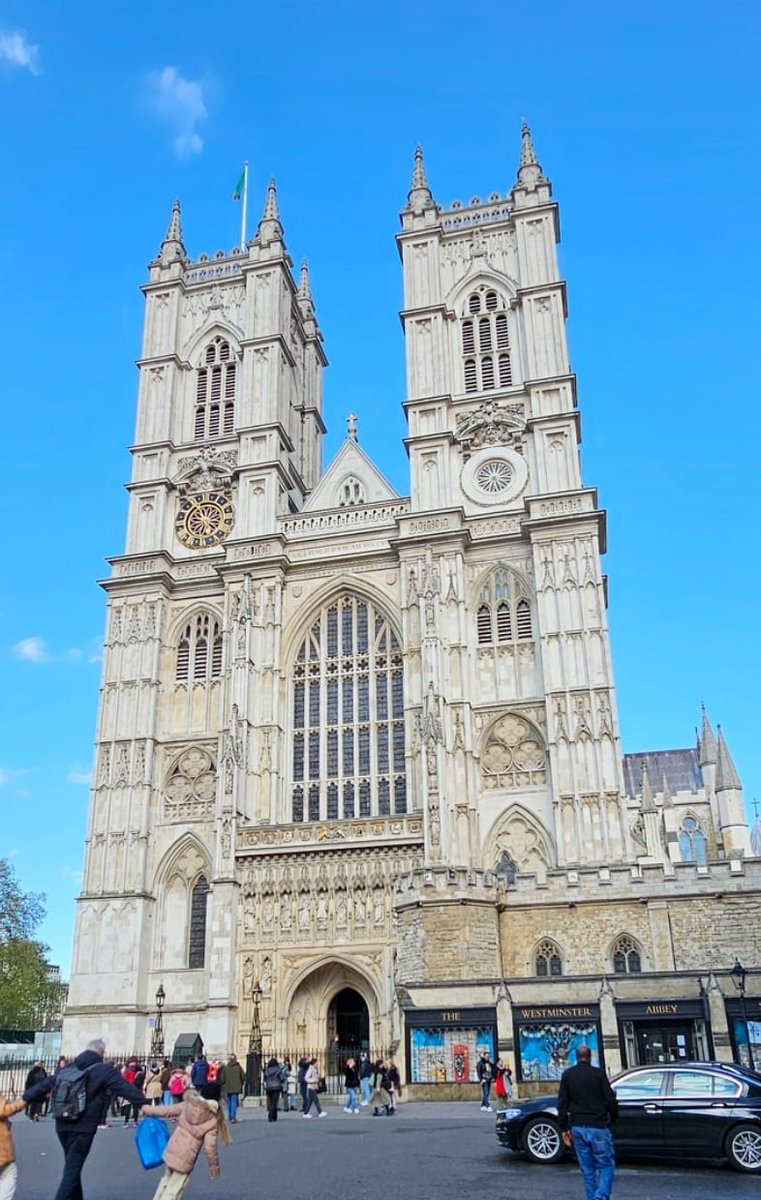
left=150, top=983, right=166, bottom=1060
left=246, top=981, right=263, bottom=1098
left=731, top=958, right=755, bottom=1072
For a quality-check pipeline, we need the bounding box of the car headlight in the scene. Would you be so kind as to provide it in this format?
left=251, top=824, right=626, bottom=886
left=501, top=1108, right=523, bottom=1120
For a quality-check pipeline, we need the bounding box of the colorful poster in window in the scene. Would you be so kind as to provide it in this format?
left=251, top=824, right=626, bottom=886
left=409, top=1026, right=495, bottom=1083
left=517, top=1020, right=599, bottom=1082
left=732, top=1016, right=761, bottom=1070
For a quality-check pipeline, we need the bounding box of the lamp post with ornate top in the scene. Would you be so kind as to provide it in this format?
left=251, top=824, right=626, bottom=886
left=150, top=983, right=166, bottom=1060
left=246, top=980, right=263, bottom=1098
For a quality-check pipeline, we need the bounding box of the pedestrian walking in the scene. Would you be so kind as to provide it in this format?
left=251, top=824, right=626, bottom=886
left=121, top=1060, right=145, bottom=1126
left=386, top=1060, right=401, bottom=1111
left=218, top=1055, right=245, bottom=1123
left=140, top=1081, right=231, bottom=1200
left=370, top=1059, right=392, bottom=1116
left=557, top=1045, right=618, bottom=1200
left=23, top=1038, right=147, bottom=1200
left=0, top=1090, right=26, bottom=1200
left=286, top=1061, right=298, bottom=1110
left=476, top=1051, right=494, bottom=1111
left=279, top=1060, right=292, bottom=1113
left=297, top=1056, right=309, bottom=1112
left=145, top=1066, right=163, bottom=1106
left=264, top=1058, right=283, bottom=1122
left=343, top=1058, right=360, bottom=1114
left=159, top=1060, right=173, bottom=1107
left=169, top=1068, right=188, bottom=1104
left=190, top=1054, right=208, bottom=1090
left=359, top=1052, right=373, bottom=1107
left=23, top=1063, right=46, bottom=1122
left=302, top=1058, right=326, bottom=1118
left=494, top=1058, right=513, bottom=1102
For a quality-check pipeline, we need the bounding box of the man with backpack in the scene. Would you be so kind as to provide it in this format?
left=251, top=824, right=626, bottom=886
left=23, top=1038, right=147, bottom=1200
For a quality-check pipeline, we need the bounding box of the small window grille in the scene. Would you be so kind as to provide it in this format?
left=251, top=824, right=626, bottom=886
left=485, top=290, right=498, bottom=311
left=516, top=599, right=532, bottom=640
left=479, top=318, right=492, bottom=352
left=477, top=606, right=492, bottom=644
left=476, top=570, right=533, bottom=648
left=177, top=613, right=222, bottom=685
left=468, top=293, right=481, bottom=314
left=496, top=313, right=509, bottom=349
left=464, top=359, right=477, bottom=393
left=195, top=339, right=237, bottom=440
left=460, top=290, right=514, bottom=395
left=462, top=321, right=475, bottom=354
left=211, top=631, right=223, bottom=676
left=498, top=354, right=512, bottom=387
left=188, top=875, right=209, bottom=969
left=481, top=357, right=495, bottom=389
left=176, top=636, right=190, bottom=681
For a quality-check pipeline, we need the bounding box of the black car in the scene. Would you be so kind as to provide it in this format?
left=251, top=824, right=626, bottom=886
left=495, top=1061, right=761, bottom=1173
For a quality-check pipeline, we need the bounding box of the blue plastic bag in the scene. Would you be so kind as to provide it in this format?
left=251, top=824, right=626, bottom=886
left=134, top=1117, right=171, bottom=1170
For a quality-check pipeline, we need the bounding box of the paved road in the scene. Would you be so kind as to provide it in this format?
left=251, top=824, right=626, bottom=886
left=11, top=1100, right=760, bottom=1200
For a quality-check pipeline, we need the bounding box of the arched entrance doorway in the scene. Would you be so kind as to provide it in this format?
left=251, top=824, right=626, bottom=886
left=327, top=987, right=370, bottom=1053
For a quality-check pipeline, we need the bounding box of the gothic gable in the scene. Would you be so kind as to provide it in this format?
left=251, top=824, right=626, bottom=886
left=302, top=438, right=400, bottom=512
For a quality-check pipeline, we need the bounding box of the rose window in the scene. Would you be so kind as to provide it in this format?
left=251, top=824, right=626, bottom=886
left=475, top=458, right=513, bottom=493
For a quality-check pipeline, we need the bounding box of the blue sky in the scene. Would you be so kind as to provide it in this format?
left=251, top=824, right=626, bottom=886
left=1, top=1, right=759, bottom=975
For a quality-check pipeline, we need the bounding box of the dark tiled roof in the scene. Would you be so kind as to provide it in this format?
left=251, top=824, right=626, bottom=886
left=623, top=748, right=702, bottom=798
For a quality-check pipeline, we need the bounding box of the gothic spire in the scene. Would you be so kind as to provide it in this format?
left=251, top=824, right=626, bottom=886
left=299, top=259, right=313, bottom=302
left=158, top=198, right=187, bottom=265
left=697, top=704, right=718, bottom=766
left=511, top=120, right=549, bottom=203
left=406, top=145, right=435, bottom=212
left=715, top=727, right=742, bottom=792
left=256, top=177, right=283, bottom=244
left=751, top=801, right=761, bottom=857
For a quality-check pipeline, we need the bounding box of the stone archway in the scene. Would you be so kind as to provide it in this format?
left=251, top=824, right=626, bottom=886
left=284, top=959, right=378, bottom=1054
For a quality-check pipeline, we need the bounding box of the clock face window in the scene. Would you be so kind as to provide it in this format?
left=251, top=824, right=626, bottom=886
left=175, top=492, right=235, bottom=549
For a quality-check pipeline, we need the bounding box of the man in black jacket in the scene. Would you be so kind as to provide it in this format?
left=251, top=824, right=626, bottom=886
left=557, top=1045, right=618, bottom=1200
left=23, top=1038, right=147, bottom=1200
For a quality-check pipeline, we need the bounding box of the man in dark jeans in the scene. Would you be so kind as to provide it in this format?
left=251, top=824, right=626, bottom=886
left=557, top=1045, right=618, bottom=1200
left=24, top=1038, right=147, bottom=1200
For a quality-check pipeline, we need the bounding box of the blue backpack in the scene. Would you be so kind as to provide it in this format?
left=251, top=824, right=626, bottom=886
left=135, top=1118, right=171, bottom=1170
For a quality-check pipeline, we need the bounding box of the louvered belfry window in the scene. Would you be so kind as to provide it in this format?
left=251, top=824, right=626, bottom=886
left=476, top=568, right=533, bottom=646
left=195, top=338, right=236, bottom=441
left=291, top=595, right=406, bottom=823
left=176, top=614, right=223, bottom=683
left=462, top=289, right=512, bottom=394
left=188, top=875, right=209, bottom=968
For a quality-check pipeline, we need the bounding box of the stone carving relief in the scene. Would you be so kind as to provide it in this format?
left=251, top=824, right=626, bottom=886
left=490, top=809, right=552, bottom=879
left=481, top=714, right=546, bottom=790
left=175, top=447, right=237, bottom=496
left=164, top=747, right=217, bottom=821
left=455, top=400, right=526, bottom=456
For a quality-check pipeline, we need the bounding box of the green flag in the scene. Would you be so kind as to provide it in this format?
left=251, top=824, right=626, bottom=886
left=233, top=168, right=246, bottom=201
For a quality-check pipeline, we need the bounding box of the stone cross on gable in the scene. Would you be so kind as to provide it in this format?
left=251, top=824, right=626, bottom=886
left=347, top=412, right=358, bottom=441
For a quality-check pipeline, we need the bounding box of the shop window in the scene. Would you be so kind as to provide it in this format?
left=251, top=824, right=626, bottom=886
left=612, top=934, right=642, bottom=975
left=408, top=1024, right=495, bottom=1083
left=679, top=816, right=707, bottom=864
left=515, top=1013, right=600, bottom=1082
left=535, top=939, right=563, bottom=977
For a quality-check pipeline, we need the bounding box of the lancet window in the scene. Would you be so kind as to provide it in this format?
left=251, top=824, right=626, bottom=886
left=612, top=934, right=642, bottom=975
left=188, top=875, right=209, bottom=968
left=194, top=337, right=237, bottom=441
left=291, top=595, right=406, bottom=823
left=176, top=614, right=223, bottom=683
left=462, top=288, right=512, bottom=395
left=476, top=568, right=533, bottom=646
left=535, top=939, right=563, bottom=977
left=678, top=815, right=707, bottom=864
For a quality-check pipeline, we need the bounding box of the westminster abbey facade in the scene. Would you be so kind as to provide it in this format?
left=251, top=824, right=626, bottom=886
left=65, top=130, right=761, bottom=1089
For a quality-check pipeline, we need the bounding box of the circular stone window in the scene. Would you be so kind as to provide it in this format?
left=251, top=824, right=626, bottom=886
left=461, top=447, right=528, bottom=506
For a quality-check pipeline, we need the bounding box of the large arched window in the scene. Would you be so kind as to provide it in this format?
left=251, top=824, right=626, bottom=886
left=535, top=938, right=563, bottom=977
left=679, top=816, right=707, bottom=865
left=194, top=337, right=237, bottom=441
left=291, top=595, right=406, bottom=823
left=612, top=934, right=642, bottom=975
left=476, top=568, right=533, bottom=646
left=461, top=288, right=512, bottom=394
left=188, top=874, right=209, bottom=968
left=176, top=614, right=223, bottom=683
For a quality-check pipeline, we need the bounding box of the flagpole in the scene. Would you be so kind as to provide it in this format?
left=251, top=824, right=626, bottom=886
left=240, top=162, right=249, bottom=251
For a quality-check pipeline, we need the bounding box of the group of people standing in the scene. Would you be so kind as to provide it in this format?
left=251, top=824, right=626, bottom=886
left=475, top=1052, right=513, bottom=1111
left=258, top=1052, right=403, bottom=1121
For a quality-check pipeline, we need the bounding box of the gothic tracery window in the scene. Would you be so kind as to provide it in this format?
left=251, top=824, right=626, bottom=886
left=612, top=934, right=642, bottom=975
left=477, top=568, right=533, bottom=646
left=462, top=288, right=512, bottom=394
left=678, top=816, right=707, bottom=865
left=535, top=938, right=563, bottom=977
left=338, top=476, right=366, bottom=507
left=176, top=614, right=223, bottom=683
left=291, top=595, right=406, bottom=823
left=194, top=337, right=237, bottom=441
left=482, top=715, right=547, bottom=790
left=188, top=875, right=209, bottom=968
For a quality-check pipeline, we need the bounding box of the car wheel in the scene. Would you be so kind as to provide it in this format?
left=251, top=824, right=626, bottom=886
left=725, top=1123, right=761, bottom=1173
left=522, top=1116, right=564, bottom=1164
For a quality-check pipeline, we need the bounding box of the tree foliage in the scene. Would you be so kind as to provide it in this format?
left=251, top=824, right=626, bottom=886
left=0, top=858, right=58, bottom=1029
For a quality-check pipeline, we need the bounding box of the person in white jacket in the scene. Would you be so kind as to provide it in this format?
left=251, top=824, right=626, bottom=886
left=301, top=1059, right=326, bottom=1119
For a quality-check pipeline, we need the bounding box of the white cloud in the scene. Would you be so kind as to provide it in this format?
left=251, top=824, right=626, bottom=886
left=0, top=29, right=41, bottom=75
left=0, top=768, right=29, bottom=788
left=13, top=635, right=49, bottom=663
left=146, top=66, right=209, bottom=158
left=66, top=766, right=92, bottom=786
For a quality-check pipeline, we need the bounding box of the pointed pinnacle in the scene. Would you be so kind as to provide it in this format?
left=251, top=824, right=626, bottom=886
left=407, top=144, right=434, bottom=210
left=698, top=706, right=718, bottom=765
left=715, top=727, right=742, bottom=792
left=661, top=773, right=673, bottom=808
left=520, top=121, right=538, bottom=167
left=166, top=198, right=184, bottom=243
left=298, top=259, right=313, bottom=303
left=641, top=762, right=655, bottom=812
left=157, top=198, right=187, bottom=265
left=262, top=177, right=280, bottom=222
